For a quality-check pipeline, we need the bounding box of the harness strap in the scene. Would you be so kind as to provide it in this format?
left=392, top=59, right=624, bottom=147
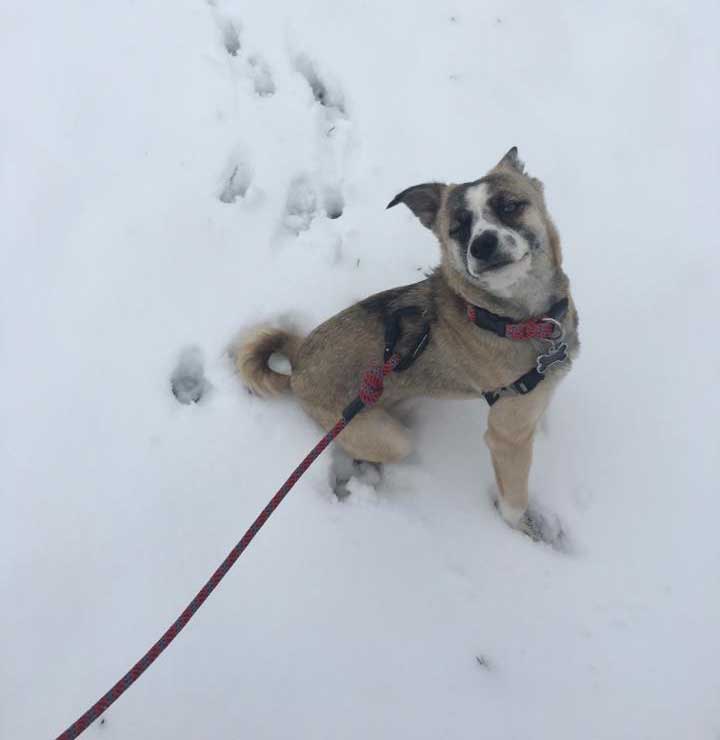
left=382, top=307, right=431, bottom=371
left=482, top=367, right=545, bottom=406
left=482, top=339, right=570, bottom=406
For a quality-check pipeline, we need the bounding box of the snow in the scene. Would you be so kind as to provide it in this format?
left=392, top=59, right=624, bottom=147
left=1, top=1, right=718, bottom=738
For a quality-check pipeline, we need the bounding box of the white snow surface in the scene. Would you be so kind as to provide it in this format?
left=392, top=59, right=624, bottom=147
left=2, top=1, right=719, bottom=738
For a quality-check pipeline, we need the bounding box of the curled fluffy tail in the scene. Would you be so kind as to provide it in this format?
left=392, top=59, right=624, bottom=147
left=232, top=326, right=304, bottom=397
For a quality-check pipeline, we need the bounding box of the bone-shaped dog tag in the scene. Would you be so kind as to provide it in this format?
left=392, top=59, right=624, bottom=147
left=536, top=342, right=569, bottom=374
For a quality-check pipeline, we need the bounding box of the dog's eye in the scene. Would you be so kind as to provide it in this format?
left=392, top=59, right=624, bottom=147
left=499, top=201, right=521, bottom=215
left=497, top=199, right=526, bottom=217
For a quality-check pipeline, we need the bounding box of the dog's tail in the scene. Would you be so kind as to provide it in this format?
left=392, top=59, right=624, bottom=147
left=232, top=326, right=304, bottom=397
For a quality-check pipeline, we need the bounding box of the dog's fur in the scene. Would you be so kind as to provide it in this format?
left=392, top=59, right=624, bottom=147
left=234, top=148, right=579, bottom=532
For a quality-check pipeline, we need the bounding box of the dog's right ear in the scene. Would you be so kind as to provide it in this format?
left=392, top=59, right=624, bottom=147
left=496, top=146, right=526, bottom=174
left=386, top=183, right=445, bottom=229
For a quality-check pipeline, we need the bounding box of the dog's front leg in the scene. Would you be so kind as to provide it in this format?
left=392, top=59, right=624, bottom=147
left=484, top=384, right=554, bottom=528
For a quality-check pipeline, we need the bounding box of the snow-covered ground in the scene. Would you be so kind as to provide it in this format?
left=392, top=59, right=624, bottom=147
left=2, top=1, right=718, bottom=738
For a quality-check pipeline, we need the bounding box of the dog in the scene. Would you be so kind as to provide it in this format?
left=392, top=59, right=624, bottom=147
left=234, top=148, right=579, bottom=539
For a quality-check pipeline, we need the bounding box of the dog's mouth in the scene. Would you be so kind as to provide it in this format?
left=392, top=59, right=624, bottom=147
left=478, top=259, right=516, bottom=273
left=471, top=253, right=529, bottom=276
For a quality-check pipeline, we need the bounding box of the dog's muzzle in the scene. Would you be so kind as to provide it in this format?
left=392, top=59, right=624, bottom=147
left=467, top=230, right=523, bottom=275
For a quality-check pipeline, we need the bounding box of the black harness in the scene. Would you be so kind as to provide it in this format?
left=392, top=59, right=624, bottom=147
left=382, top=306, right=431, bottom=369
left=472, top=297, right=570, bottom=406
left=382, top=297, right=570, bottom=406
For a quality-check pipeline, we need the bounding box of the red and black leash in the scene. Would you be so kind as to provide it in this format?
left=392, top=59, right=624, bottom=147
left=56, top=355, right=400, bottom=740
left=55, top=295, right=568, bottom=738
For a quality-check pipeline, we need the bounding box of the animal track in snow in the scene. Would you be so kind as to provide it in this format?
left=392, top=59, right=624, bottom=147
left=284, top=53, right=350, bottom=231
left=209, top=4, right=275, bottom=97
left=294, top=54, right=346, bottom=115
left=247, top=55, right=276, bottom=97
left=217, top=16, right=241, bottom=56
left=283, top=175, right=317, bottom=233
left=219, top=160, right=253, bottom=203
left=323, top=186, right=344, bottom=219
left=171, top=347, right=209, bottom=405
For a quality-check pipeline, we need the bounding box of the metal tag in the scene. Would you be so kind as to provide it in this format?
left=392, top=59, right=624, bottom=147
left=536, top=342, right=569, bottom=374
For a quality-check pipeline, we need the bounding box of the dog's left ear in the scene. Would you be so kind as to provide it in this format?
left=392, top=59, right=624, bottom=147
left=387, top=182, right=445, bottom=229
left=496, top=146, right=526, bottom=175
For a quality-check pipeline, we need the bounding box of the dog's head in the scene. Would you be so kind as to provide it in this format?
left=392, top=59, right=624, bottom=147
left=388, top=148, right=561, bottom=296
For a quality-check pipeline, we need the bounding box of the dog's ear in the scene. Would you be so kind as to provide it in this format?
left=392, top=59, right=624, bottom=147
left=386, top=182, right=445, bottom=229
left=496, top=146, right=526, bottom=175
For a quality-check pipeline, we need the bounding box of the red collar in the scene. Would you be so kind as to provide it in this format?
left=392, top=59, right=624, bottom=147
left=466, top=297, right=569, bottom=340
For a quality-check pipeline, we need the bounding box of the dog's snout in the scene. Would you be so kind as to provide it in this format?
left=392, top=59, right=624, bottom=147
left=469, top=231, right=499, bottom=261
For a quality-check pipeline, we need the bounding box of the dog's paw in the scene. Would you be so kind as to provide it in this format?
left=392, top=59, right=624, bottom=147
left=519, top=505, right=571, bottom=552
left=351, top=460, right=382, bottom=487
left=494, top=497, right=571, bottom=552
left=329, top=449, right=382, bottom=499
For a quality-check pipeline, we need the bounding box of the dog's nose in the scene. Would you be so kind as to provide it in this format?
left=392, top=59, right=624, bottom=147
left=469, top=231, right=499, bottom=261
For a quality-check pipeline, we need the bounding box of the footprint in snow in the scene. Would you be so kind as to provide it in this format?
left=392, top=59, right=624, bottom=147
left=294, top=54, right=346, bottom=115
left=291, top=53, right=349, bottom=226
left=210, top=6, right=275, bottom=97
left=323, top=186, right=344, bottom=220
left=248, top=54, right=276, bottom=97
left=219, top=160, right=253, bottom=203
left=171, top=347, right=209, bottom=405
left=217, top=16, right=241, bottom=57
left=283, top=175, right=317, bottom=233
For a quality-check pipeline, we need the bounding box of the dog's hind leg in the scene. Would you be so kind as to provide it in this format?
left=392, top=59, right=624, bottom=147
left=306, top=405, right=413, bottom=464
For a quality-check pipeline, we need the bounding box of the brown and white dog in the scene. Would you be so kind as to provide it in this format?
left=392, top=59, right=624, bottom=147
left=235, top=148, right=579, bottom=540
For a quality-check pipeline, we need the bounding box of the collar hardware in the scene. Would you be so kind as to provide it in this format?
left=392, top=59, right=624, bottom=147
left=473, top=298, right=572, bottom=406
left=466, top=297, right=569, bottom=341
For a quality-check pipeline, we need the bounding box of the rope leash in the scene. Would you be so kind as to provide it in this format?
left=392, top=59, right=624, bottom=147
left=56, top=354, right=401, bottom=740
